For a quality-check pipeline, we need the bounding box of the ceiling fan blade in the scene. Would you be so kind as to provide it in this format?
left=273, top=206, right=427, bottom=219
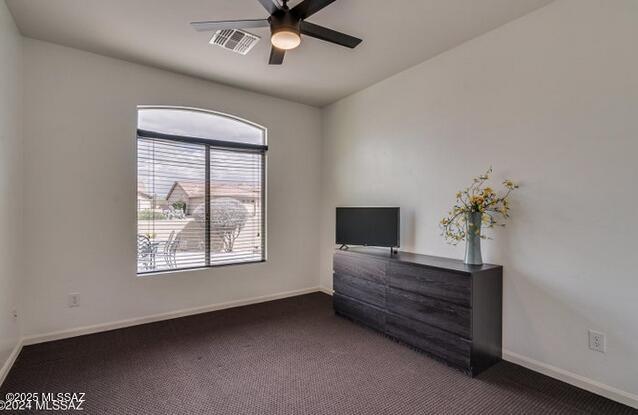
left=256, top=0, right=280, bottom=15
left=300, top=21, right=362, bottom=48
left=291, top=0, right=337, bottom=19
left=269, top=46, right=286, bottom=65
left=190, top=19, right=269, bottom=32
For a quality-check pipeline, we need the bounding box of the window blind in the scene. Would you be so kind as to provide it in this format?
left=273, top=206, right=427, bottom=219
left=136, top=108, right=266, bottom=274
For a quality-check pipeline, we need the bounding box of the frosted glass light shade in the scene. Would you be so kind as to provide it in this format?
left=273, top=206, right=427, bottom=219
left=271, top=30, right=301, bottom=50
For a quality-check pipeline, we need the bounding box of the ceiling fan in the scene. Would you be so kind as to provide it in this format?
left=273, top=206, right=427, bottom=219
left=191, top=0, right=362, bottom=65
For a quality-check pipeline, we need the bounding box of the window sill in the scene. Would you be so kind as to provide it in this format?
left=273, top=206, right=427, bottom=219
left=136, top=259, right=266, bottom=277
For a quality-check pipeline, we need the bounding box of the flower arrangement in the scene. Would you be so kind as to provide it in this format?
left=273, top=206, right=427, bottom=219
left=440, top=167, right=519, bottom=245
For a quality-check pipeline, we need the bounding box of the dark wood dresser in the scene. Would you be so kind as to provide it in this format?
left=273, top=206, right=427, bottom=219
left=333, top=247, right=502, bottom=376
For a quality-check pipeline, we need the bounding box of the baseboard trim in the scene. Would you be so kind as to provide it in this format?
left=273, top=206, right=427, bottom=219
left=22, top=287, right=322, bottom=346
left=318, top=286, right=333, bottom=296
left=503, top=349, right=638, bottom=409
left=0, top=339, right=23, bottom=387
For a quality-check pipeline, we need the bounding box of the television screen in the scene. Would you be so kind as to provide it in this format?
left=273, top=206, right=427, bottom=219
left=336, top=207, right=400, bottom=248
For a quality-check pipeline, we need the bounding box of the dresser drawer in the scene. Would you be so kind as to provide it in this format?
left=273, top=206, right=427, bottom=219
left=333, top=294, right=385, bottom=332
left=387, top=287, right=471, bottom=338
left=386, top=314, right=471, bottom=370
left=388, top=262, right=471, bottom=307
left=334, top=273, right=385, bottom=308
left=334, top=251, right=387, bottom=285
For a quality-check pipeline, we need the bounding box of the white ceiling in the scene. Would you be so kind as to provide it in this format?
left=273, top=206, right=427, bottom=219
left=6, top=0, right=554, bottom=107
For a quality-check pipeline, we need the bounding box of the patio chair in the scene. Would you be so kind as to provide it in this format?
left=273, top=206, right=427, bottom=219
left=163, top=230, right=175, bottom=267
left=161, top=231, right=181, bottom=269
left=137, top=234, right=156, bottom=270
left=166, top=234, right=181, bottom=268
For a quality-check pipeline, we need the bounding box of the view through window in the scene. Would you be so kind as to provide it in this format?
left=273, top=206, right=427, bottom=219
left=137, top=107, right=266, bottom=274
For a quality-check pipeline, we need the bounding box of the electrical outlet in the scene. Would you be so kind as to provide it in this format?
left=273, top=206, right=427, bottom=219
left=68, top=293, right=80, bottom=308
left=589, top=330, right=605, bottom=353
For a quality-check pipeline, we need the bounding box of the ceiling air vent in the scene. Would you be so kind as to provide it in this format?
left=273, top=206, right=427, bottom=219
left=210, top=29, right=260, bottom=55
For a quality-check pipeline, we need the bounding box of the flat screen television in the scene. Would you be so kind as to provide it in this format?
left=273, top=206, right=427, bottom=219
left=336, top=207, right=400, bottom=248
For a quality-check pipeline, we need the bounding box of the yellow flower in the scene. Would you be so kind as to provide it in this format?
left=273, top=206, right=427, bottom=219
left=482, top=187, right=494, bottom=196
left=469, top=195, right=485, bottom=206
left=504, top=180, right=518, bottom=189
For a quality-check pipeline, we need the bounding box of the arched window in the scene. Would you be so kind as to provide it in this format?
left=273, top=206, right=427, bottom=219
left=136, top=106, right=266, bottom=274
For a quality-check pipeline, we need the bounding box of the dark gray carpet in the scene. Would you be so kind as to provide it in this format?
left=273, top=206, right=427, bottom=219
left=1, top=293, right=635, bottom=414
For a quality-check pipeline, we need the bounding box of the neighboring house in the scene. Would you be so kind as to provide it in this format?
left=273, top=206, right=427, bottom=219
left=137, top=192, right=153, bottom=210
left=137, top=182, right=154, bottom=210
left=166, top=182, right=204, bottom=215
left=166, top=181, right=259, bottom=216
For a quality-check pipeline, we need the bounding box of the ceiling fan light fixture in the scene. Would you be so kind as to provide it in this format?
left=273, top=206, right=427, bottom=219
left=190, top=0, right=363, bottom=65
left=271, top=29, right=301, bottom=50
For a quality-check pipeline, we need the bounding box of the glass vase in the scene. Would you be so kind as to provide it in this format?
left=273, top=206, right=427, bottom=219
left=464, top=212, right=483, bottom=265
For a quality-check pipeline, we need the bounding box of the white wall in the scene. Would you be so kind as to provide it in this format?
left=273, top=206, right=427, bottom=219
left=0, top=0, right=23, bottom=372
left=6, top=0, right=638, bottom=406
left=321, top=0, right=637, bottom=401
left=21, top=39, right=322, bottom=337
